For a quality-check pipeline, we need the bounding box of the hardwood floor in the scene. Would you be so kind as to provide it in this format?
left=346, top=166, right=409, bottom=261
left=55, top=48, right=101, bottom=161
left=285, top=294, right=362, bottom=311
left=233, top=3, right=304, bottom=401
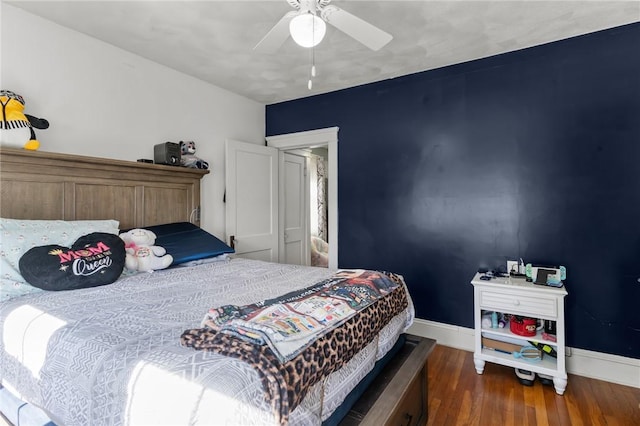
left=427, top=345, right=640, bottom=426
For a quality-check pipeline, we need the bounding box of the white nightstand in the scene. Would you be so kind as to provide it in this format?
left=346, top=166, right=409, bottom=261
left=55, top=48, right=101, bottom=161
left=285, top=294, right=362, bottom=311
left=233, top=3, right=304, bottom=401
left=471, top=272, right=568, bottom=394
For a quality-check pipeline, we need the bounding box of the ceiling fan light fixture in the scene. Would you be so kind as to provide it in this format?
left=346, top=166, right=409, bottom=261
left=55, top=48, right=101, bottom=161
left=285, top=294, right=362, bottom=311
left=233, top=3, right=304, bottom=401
left=289, top=13, right=326, bottom=48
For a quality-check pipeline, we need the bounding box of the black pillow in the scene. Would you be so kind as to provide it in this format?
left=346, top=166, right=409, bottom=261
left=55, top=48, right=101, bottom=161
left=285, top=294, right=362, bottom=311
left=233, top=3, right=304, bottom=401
left=19, top=232, right=126, bottom=291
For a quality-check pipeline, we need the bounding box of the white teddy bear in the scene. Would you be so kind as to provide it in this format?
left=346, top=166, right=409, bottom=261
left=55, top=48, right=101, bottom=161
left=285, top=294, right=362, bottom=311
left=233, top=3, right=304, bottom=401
left=119, top=228, right=173, bottom=272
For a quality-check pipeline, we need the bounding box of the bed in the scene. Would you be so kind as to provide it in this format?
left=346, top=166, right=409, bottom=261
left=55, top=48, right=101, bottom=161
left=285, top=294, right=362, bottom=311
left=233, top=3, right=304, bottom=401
left=0, top=148, right=421, bottom=426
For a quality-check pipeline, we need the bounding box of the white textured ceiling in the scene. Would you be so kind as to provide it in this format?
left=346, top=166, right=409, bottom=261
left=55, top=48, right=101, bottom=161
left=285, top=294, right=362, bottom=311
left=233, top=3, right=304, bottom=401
left=8, top=1, right=640, bottom=104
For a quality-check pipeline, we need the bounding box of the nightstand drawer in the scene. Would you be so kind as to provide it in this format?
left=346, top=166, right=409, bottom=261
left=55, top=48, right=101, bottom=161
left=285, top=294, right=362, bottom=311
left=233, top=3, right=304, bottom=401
left=480, top=290, right=557, bottom=318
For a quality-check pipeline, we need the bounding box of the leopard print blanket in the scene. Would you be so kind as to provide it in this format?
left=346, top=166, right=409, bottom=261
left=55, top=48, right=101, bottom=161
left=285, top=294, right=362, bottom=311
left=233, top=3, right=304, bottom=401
left=180, top=272, right=408, bottom=424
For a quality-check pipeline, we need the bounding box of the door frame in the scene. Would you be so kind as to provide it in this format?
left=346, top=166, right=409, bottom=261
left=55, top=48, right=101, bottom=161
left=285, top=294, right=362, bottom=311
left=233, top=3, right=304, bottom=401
left=266, top=127, right=338, bottom=269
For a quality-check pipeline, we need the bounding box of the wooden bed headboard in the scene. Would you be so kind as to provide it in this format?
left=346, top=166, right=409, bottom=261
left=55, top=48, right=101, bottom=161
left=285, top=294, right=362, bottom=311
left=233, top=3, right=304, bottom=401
left=0, top=147, right=209, bottom=229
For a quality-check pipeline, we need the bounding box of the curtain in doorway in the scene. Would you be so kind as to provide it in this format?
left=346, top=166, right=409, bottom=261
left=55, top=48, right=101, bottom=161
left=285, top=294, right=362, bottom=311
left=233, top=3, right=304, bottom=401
left=316, top=157, right=328, bottom=242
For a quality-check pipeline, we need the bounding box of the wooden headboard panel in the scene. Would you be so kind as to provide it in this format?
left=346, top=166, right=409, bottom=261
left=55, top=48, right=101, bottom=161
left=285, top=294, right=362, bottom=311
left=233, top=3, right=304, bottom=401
left=0, top=148, right=209, bottom=229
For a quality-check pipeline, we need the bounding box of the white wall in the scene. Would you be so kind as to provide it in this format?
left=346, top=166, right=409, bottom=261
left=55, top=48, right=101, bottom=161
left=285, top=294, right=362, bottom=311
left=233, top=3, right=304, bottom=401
left=0, top=4, right=265, bottom=237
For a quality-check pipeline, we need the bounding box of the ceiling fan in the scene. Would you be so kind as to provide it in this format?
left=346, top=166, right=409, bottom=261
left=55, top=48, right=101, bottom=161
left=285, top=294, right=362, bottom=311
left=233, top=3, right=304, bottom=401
left=255, top=0, right=393, bottom=53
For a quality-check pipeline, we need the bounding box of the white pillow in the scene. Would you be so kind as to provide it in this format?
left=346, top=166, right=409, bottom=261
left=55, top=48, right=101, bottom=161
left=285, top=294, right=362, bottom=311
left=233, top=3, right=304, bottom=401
left=0, top=219, right=120, bottom=301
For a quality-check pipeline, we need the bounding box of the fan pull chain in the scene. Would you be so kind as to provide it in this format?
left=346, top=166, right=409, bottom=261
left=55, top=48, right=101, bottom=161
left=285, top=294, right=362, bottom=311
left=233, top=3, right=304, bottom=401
left=308, top=13, right=316, bottom=90
left=308, top=46, right=316, bottom=90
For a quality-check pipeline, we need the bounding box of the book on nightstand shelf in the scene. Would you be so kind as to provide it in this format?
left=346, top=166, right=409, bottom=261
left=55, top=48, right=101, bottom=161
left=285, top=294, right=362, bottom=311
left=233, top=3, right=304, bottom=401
left=481, top=336, right=543, bottom=358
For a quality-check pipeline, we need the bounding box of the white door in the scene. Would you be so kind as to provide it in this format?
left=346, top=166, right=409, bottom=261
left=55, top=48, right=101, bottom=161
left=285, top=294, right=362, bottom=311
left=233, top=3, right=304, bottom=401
left=280, top=152, right=310, bottom=265
left=225, top=139, right=278, bottom=261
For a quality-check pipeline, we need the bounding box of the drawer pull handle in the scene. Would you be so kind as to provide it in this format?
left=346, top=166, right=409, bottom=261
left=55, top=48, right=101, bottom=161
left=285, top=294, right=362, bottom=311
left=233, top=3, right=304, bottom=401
left=513, top=300, right=520, bottom=306
left=401, top=412, right=413, bottom=426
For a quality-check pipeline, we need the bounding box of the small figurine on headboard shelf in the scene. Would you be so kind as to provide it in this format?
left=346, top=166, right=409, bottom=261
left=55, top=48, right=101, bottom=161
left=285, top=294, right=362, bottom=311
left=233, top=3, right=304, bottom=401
left=180, top=141, right=209, bottom=169
left=0, top=90, right=49, bottom=150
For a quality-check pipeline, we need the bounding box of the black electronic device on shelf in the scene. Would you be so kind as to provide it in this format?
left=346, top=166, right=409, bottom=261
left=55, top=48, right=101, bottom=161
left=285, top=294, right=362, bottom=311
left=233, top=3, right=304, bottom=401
left=154, top=142, right=181, bottom=166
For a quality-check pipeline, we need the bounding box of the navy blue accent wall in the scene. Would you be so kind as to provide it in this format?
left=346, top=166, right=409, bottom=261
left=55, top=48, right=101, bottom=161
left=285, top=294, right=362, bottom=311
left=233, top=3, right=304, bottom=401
left=266, top=23, right=640, bottom=358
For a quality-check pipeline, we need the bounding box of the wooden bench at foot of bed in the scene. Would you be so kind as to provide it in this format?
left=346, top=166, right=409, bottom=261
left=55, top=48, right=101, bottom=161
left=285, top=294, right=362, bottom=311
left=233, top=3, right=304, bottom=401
left=341, top=335, right=436, bottom=426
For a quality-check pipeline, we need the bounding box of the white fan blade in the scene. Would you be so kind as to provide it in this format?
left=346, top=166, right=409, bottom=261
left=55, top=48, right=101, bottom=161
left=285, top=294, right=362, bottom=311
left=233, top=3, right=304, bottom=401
left=321, top=5, right=392, bottom=51
left=254, top=11, right=298, bottom=53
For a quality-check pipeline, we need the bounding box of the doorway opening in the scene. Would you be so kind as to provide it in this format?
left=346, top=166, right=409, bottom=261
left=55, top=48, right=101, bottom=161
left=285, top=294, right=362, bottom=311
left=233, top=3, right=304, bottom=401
left=266, top=127, right=338, bottom=269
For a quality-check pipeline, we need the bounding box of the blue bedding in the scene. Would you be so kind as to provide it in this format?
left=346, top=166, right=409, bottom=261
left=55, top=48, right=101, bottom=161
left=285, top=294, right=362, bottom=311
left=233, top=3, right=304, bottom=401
left=141, top=222, right=234, bottom=265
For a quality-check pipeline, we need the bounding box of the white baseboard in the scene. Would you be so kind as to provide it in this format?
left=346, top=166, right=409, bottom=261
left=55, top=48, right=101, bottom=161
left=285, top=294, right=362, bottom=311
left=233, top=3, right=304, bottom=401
left=407, top=318, right=640, bottom=389
left=408, top=318, right=475, bottom=352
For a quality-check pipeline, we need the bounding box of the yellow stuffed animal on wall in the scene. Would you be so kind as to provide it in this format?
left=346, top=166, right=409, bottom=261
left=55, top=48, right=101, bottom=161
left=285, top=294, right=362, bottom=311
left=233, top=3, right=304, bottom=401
left=0, top=90, right=49, bottom=150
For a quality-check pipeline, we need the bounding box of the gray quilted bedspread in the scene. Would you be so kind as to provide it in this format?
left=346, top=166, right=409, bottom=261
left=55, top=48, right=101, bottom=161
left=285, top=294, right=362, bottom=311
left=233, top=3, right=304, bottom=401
left=0, top=258, right=414, bottom=425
